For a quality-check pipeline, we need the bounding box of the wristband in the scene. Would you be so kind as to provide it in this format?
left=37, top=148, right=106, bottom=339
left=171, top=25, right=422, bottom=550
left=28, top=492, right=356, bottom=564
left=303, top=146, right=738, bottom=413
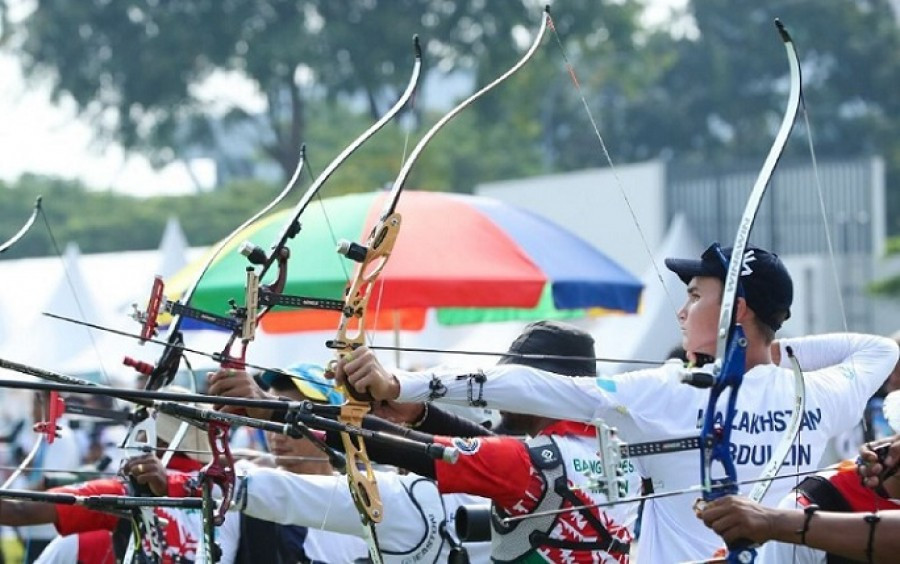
left=794, top=504, right=819, bottom=545
left=864, top=512, right=880, bottom=563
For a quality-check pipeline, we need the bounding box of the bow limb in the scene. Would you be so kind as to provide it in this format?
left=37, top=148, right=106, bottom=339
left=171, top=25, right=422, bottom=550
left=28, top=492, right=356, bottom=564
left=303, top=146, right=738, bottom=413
left=0, top=196, right=42, bottom=254
left=120, top=147, right=309, bottom=564
left=687, top=19, right=803, bottom=564
left=747, top=347, right=805, bottom=504
left=0, top=199, right=50, bottom=490
left=211, top=35, right=423, bottom=376
left=122, top=417, right=165, bottom=563
left=0, top=436, right=41, bottom=490
left=133, top=145, right=308, bottom=391
left=253, top=36, right=423, bottom=283
left=0, top=199, right=64, bottom=500
left=327, top=9, right=550, bottom=562
left=328, top=8, right=551, bottom=356
left=712, top=19, right=802, bottom=362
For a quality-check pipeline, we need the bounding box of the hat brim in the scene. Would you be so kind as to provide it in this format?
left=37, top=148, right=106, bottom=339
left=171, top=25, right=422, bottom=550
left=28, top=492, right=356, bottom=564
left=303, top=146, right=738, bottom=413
left=258, top=368, right=333, bottom=403
left=664, top=257, right=720, bottom=285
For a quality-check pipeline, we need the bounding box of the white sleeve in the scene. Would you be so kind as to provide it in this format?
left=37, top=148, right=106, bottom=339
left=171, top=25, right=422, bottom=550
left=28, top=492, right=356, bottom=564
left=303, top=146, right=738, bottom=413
left=34, top=534, right=78, bottom=564
left=781, top=334, right=898, bottom=436
left=778, top=333, right=898, bottom=374
left=234, top=467, right=362, bottom=535
left=396, top=366, right=616, bottom=422
left=234, top=467, right=449, bottom=554
left=395, top=362, right=683, bottom=428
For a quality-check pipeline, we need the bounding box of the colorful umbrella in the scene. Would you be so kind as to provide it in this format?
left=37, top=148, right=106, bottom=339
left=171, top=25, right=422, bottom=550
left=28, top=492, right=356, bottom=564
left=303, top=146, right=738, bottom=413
left=165, top=191, right=642, bottom=331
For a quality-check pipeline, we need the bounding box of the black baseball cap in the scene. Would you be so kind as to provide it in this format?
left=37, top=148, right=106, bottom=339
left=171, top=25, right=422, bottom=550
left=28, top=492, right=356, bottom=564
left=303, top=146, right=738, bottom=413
left=664, top=243, right=793, bottom=331
left=497, top=320, right=596, bottom=376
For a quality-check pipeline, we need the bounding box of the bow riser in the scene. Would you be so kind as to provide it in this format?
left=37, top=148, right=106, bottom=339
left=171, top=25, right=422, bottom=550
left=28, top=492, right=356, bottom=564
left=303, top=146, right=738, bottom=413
left=331, top=213, right=402, bottom=353
left=699, top=329, right=747, bottom=500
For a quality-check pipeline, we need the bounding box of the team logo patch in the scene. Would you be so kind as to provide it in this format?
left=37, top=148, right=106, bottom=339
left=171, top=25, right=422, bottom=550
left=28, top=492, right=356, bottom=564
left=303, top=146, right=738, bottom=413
left=451, top=437, right=482, bottom=455
left=595, top=377, right=617, bottom=392
left=741, top=250, right=757, bottom=276
left=839, top=365, right=856, bottom=381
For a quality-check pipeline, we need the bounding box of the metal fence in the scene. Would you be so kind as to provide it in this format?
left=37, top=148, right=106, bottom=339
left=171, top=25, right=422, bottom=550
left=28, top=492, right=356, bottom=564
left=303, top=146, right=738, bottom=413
left=666, top=157, right=881, bottom=331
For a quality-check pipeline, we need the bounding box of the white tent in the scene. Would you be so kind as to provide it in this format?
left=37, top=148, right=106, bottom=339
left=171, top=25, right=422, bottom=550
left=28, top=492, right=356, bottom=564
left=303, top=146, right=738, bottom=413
left=155, top=216, right=189, bottom=279
left=0, top=243, right=106, bottom=370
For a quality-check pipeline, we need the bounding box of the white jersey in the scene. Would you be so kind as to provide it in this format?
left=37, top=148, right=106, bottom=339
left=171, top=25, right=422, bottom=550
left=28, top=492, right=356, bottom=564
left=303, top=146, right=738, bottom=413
left=234, top=464, right=491, bottom=563
left=393, top=333, right=898, bottom=563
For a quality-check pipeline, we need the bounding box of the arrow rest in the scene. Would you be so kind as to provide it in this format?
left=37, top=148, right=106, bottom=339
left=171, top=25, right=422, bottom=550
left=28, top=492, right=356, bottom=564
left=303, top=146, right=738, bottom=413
left=32, top=391, right=66, bottom=444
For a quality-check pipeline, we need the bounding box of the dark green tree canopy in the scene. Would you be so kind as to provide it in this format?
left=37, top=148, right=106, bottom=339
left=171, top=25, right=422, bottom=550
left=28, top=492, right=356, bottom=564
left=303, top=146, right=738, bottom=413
left=3, top=0, right=900, bottom=257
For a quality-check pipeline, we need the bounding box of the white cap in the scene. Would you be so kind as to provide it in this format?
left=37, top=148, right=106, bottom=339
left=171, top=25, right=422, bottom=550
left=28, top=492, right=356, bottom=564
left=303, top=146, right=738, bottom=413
left=157, top=386, right=212, bottom=464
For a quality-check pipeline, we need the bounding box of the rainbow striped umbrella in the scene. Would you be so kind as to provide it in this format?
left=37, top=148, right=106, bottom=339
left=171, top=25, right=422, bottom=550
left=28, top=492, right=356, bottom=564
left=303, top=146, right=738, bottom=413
left=165, top=191, right=642, bottom=332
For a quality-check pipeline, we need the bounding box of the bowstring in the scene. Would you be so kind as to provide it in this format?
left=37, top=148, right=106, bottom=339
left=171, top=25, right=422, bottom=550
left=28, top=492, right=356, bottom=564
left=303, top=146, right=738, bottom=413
left=368, top=82, right=419, bottom=356
left=39, top=205, right=114, bottom=386
left=798, top=63, right=875, bottom=534
left=546, top=14, right=681, bottom=322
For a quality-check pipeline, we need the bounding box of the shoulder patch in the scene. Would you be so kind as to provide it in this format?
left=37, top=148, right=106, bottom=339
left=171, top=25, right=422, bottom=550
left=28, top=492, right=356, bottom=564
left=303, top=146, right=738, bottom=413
left=451, top=437, right=482, bottom=455
left=839, top=365, right=856, bottom=381
left=595, top=377, right=617, bottom=392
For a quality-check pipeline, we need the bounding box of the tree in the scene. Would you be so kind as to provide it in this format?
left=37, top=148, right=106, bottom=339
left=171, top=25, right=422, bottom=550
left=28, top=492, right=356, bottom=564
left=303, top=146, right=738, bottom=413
left=618, top=0, right=900, bottom=230
left=0, top=1, right=457, bottom=182
left=0, top=0, right=654, bottom=190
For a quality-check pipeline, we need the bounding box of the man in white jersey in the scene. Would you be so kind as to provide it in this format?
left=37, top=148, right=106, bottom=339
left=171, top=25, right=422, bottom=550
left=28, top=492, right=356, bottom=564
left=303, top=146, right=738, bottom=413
left=333, top=243, right=900, bottom=562
left=210, top=363, right=490, bottom=563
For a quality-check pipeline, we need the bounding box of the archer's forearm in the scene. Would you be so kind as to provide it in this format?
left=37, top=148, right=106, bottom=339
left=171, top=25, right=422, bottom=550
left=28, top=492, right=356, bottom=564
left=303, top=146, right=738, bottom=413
left=414, top=404, right=495, bottom=438
left=324, top=416, right=438, bottom=478
left=768, top=508, right=900, bottom=563
left=0, top=498, right=58, bottom=526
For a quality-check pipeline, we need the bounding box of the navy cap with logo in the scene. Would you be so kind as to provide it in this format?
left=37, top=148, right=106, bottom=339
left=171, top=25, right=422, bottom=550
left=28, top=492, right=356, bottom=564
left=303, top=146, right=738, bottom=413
left=664, top=243, right=793, bottom=331
left=497, top=320, right=597, bottom=376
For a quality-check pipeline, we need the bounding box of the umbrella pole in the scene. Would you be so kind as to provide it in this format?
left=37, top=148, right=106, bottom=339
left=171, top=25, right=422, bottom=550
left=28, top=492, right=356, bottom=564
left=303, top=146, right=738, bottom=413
left=393, top=310, right=401, bottom=368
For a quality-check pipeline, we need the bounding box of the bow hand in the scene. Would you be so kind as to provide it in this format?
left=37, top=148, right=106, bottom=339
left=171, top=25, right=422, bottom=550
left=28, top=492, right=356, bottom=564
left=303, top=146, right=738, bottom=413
left=330, top=346, right=400, bottom=402
left=122, top=454, right=168, bottom=497
left=207, top=368, right=275, bottom=418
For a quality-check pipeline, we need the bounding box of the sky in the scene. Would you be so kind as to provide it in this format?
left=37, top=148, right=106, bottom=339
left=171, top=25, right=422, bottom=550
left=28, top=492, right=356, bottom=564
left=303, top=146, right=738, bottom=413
left=0, top=0, right=688, bottom=198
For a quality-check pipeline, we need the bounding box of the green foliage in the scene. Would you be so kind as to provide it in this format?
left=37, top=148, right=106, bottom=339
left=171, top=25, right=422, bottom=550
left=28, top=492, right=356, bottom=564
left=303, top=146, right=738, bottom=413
left=887, top=236, right=900, bottom=257
left=3, top=0, right=900, bottom=262
left=0, top=175, right=284, bottom=258
left=869, top=274, right=900, bottom=297
left=637, top=0, right=900, bottom=232
left=0, top=0, right=547, bottom=180
left=872, top=236, right=900, bottom=297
